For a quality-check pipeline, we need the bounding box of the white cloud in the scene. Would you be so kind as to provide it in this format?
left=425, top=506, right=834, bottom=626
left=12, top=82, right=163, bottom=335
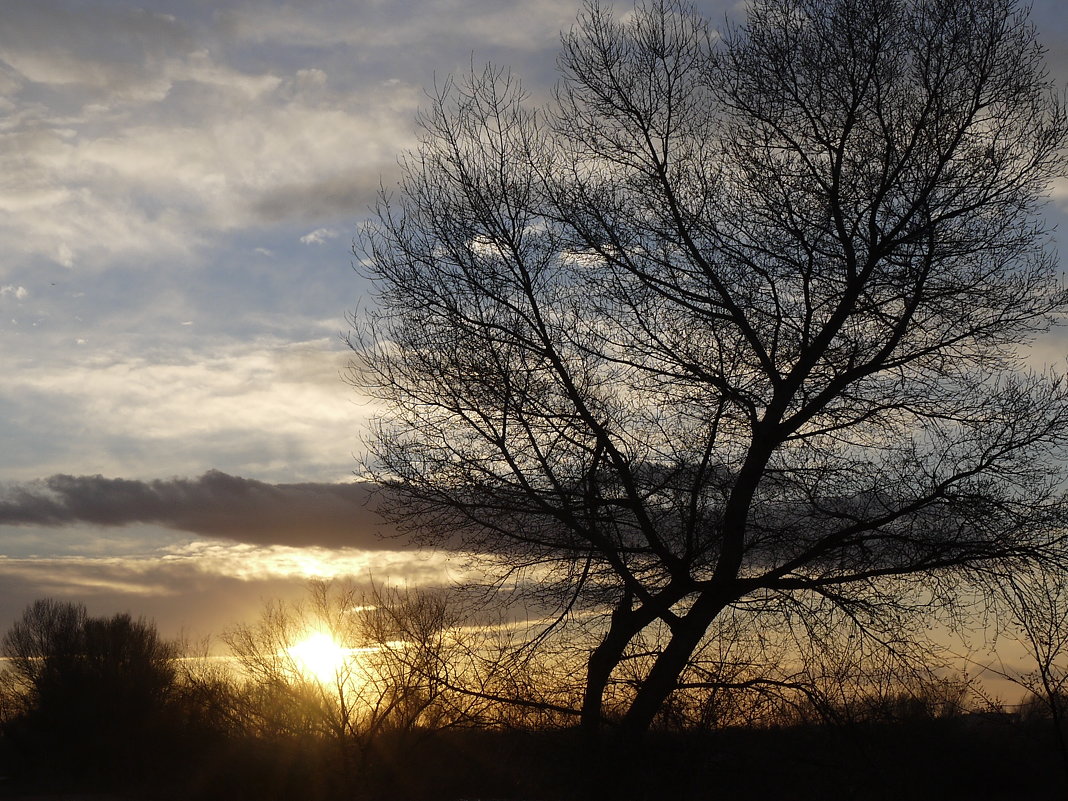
left=0, top=285, right=28, bottom=300
left=167, top=541, right=462, bottom=584
left=55, top=243, right=74, bottom=268
left=1051, top=177, right=1068, bottom=205
left=164, top=49, right=283, bottom=98
left=300, top=227, right=340, bottom=245
left=0, top=42, right=417, bottom=277
left=0, top=337, right=369, bottom=482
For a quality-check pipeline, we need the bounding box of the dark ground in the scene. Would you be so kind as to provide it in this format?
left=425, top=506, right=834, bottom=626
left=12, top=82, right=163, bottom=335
left=1, top=715, right=1064, bottom=801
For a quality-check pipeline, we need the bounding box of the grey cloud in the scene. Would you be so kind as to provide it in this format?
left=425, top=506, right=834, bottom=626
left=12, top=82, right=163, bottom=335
left=0, top=0, right=190, bottom=49
left=0, top=558, right=337, bottom=642
left=0, top=471, right=402, bottom=549
left=221, top=0, right=576, bottom=50
left=0, top=556, right=273, bottom=639
left=0, top=0, right=191, bottom=91
left=252, top=168, right=401, bottom=223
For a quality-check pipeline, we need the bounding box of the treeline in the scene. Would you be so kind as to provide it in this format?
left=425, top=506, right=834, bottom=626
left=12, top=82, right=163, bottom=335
left=0, top=585, right=1065, bottom=800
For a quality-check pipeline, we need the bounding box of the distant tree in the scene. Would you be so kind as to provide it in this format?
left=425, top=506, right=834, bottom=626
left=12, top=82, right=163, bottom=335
left=992, top=568, right=1068, bottom=776
left=657, top=599, right=966, bottom=730
left=353, top=0, right=1068, bottom=734
left=223, top=579, right=578, bottom=759
left=358, top=580, right=586, bottom=730
left=355, top=581, right=502, bottom=733
left=1, top=599, right=179, bottom=783
left=223, top=583, right=363, bottom=746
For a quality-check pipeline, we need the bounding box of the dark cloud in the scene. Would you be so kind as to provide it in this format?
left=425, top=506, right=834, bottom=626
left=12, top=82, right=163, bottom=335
left=0, top=471, right=403, bottom=549
left=251, top=169, right=401, bottom=224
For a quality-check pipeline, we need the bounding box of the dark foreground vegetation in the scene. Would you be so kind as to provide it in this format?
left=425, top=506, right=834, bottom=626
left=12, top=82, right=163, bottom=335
left=2, top=597, right=1067, bottom=801
left=1, top=703, right=1066, bottom=800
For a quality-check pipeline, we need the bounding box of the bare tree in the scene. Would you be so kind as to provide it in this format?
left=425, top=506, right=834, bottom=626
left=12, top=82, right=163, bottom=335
left=224, top=582, right=376, bottom=749
left=223, top=580, right=507, bottom=753
left=991, top=567, right=1068, bottom=775
left=3, top=598, right=87, bottom=699
left=352, top=0, right=1068, bottom=734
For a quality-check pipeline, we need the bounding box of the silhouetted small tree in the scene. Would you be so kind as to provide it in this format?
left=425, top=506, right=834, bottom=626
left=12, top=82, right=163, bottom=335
left=1, top=599, right=179, bottom=786
left=223, top=579, right=477, bottom=780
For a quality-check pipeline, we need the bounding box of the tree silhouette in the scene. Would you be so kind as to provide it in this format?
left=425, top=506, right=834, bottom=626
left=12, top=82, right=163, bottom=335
left=353, top=0, right=1068, bottom=733
left=2, top=599, right=179, bottom=784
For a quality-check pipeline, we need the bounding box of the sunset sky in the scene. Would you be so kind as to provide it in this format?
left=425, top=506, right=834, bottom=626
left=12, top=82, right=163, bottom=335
left=1, top=0, right=1068, bottom=643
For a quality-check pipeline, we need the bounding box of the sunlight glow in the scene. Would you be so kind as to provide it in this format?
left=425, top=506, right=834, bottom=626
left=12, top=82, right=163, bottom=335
left=287, top=632, right=349, bottom=683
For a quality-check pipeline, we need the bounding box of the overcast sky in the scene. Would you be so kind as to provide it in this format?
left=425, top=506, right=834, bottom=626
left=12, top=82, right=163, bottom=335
left=1, top=0, right=1067, bottom=642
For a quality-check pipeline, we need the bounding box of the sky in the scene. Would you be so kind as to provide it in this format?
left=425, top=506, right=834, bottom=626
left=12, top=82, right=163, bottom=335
left=1, top=0, right=1067, bottom=647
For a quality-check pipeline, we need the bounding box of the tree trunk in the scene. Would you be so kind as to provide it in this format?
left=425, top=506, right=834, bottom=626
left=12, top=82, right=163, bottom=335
left=581, top=630, right=629, bottom=732
left=581, top=592, right=658, bottom=733
left=620, top=592, right=728, bottom=734
left=1040, top=672, right=1068, bottom=784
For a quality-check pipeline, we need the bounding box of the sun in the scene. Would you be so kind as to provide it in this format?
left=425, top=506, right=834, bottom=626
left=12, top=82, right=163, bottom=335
left=287, top=632, right=349, bottom=683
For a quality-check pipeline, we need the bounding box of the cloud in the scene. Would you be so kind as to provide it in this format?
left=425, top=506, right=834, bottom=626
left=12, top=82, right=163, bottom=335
left=0, top=542, right=472, bottom=640
left=0, top=471, right=401, bottom=549
left=0, top=285, right=28, bottom=300
left=0, top=23, right=419, bottom=277
left=0, top=1, right=748, bottom=283
left=257, top=169, right=399, bottom=223
left=300, top=227, right=340, bottom=246
left=0, top=337, right=364, bottom=482
left=0, top=1, right=191, bottom=95
left=222, top=0, right=578, bottom=53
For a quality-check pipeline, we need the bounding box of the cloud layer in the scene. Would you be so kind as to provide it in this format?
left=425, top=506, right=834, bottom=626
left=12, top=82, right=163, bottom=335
left=0, top=540, right=470, bottom=641
left=0, top=0, right=581, bottom=277
left=0, top=337, right=363, bottom=483
left=0, top=471, right=400, bottom=549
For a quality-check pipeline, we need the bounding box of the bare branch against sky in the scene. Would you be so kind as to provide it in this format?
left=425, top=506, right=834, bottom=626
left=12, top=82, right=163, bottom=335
left=355, top=0, right=1068, bottom=732
left=0, top=0, right=1066, bottom=644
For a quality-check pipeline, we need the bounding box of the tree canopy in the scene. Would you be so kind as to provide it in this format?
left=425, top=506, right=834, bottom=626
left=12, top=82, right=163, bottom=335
left=353, top=0, right=1068, bottom=733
